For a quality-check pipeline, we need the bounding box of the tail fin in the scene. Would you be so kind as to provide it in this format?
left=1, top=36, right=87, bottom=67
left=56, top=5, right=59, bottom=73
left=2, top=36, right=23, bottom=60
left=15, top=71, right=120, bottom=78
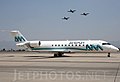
left=11, top=30, right=27, bottom=43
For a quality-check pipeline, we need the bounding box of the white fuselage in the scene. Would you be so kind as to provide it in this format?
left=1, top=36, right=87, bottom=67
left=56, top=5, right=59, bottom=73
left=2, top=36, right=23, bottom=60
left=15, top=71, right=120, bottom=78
left=19, top=40, right=119, bottom=53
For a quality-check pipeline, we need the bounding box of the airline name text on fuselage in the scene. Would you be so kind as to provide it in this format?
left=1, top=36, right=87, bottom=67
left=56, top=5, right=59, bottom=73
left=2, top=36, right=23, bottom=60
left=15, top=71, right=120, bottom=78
left=68, top=42, right=85, bottom=45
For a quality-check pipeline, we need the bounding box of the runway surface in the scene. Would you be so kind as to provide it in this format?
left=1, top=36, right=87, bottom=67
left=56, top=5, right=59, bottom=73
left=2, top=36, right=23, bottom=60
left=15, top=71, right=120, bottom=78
left=0, top=52, right=120, bottom=82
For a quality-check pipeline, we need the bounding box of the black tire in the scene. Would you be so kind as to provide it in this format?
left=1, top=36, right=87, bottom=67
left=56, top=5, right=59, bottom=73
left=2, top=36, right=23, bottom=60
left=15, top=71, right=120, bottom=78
left=58, top=54, right=62, bottom=57
left=54, top=54, right=58, bottom=57
left=107, top=53, right=110, bottom=57
left=58, top=52, right=64, bottom=57
left=54, top=53, right=64, bottom=57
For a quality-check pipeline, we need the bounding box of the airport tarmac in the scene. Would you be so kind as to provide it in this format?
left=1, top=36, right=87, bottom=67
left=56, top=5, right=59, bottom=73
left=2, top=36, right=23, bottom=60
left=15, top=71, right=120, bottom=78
left=0, top=52, right=120, bottom=82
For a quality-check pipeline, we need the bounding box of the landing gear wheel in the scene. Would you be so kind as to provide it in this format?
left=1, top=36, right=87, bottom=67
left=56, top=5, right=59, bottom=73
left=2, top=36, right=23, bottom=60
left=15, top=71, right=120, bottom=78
left=54, top=52, right=64, bottom=57
left=58, top=52, right=63, bottom=57
left=54, top=54, right=58, bottom=57
left=107, top=53, right=110, bottom=57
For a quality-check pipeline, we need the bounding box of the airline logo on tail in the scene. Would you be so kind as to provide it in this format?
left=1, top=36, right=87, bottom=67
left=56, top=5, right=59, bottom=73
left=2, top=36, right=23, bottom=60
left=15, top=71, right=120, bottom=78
left=14, top=36, right=26, bottom=42
left=11, top=30, right=27, bottom=43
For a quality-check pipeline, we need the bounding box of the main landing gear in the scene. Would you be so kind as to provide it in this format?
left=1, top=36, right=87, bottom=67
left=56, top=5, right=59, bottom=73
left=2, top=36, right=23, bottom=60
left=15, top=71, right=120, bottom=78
left=107, top=53, right=110, bottom=57
left=54, top=52, right=64, bottom=57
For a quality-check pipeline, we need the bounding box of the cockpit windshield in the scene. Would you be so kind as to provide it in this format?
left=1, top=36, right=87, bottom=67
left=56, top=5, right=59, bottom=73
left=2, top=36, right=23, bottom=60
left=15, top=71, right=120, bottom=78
left=102, top=43, right=111, bottom=45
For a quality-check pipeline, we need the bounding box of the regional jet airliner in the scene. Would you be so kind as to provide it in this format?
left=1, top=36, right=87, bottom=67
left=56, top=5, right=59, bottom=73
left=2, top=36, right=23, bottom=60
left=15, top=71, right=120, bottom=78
left=11, top=31, right=119, bottom=57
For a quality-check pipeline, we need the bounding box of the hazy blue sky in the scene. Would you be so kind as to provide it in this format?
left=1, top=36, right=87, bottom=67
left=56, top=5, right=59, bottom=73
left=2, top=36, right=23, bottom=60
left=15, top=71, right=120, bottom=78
left=0, top=0, right=120, bottom=42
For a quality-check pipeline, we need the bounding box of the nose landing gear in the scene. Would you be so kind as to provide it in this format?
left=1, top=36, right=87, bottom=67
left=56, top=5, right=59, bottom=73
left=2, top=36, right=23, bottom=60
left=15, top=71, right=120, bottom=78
left=107, top=53, right=110, bottom=57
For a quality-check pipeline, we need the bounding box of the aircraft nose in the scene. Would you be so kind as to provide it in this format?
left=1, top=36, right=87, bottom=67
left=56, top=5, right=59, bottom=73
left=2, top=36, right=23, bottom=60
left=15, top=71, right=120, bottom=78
left=115, top=47, right=119, bottom=52
left=112, top=46, right=119, bottom=52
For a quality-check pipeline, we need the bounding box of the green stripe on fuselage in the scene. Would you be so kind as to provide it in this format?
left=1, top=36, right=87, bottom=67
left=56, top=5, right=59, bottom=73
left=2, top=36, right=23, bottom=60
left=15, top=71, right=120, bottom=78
left=31, top=47, right=87, bottom=51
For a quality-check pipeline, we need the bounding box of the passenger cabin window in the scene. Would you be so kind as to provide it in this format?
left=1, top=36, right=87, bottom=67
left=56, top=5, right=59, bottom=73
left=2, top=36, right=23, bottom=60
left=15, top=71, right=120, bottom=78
left=55, top=44, right=57, bottom=46
left=102, top=43, right=111, bottom=45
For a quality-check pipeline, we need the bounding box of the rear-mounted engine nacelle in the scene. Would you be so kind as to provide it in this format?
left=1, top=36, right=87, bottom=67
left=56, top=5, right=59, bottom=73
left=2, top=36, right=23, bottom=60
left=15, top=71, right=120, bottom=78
left=29, top=41, right=41, bottom=47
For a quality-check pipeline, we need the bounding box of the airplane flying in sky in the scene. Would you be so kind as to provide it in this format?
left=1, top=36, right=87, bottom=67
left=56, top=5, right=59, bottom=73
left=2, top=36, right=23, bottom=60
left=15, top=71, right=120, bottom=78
left=11, top=31, right=119, bottom=57
left=62, top=17, right=70, bottom=20
left=81, top=13, right=89, bottom=16
left=68, top=9, right=76, bottom=13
